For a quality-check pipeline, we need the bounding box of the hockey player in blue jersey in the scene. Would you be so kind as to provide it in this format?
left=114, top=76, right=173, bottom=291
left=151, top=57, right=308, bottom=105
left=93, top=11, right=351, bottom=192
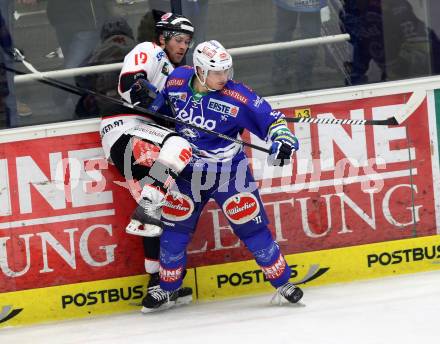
left=142, top=40, right=303, bottom=312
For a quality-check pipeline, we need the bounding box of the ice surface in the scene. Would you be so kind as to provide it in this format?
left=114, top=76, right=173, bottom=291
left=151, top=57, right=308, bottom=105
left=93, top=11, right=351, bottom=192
left=2, top=270, right=440, bottom=344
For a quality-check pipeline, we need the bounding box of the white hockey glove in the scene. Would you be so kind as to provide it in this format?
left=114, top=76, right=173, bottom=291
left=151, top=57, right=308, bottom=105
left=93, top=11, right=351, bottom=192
left=267, top=118, right=299, bottom=167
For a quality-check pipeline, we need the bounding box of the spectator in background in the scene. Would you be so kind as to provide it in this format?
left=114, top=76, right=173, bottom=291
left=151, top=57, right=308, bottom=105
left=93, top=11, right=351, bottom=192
left=339, top=0, right=385, bottom=85
left=75, top=16, right=136, bottom=118
left=46, top=0, right=111, bottom=115
left=137, top=8, right=163, bottom=43
left=46, top=0, right=110, bottom=70
left=272, top=0, right=328, bottom=91
left=0, top=0, right=35, bottom=128
left=340, top=0, right=440, bottom=85
left=181, top=0, right=208, bottom=55
left=0, top=3, right=14, bottom=127
left=381, top=0, right=440, bottom=80
left=427, top=0, right=440, bottom=43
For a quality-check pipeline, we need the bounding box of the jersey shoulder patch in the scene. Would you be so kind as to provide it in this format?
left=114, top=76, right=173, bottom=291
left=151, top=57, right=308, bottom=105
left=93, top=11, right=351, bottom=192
left=219, top=81, right=251, bottom=105
left=165, top=67, right=193, bottom=89
left=220, top=80, right=272, bottom=115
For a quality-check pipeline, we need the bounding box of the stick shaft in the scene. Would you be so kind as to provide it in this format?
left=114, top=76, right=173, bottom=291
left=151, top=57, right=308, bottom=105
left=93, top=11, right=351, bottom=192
left=285, top=116, right=398, bottom=126
left=4, top=65, right=271, bottom=153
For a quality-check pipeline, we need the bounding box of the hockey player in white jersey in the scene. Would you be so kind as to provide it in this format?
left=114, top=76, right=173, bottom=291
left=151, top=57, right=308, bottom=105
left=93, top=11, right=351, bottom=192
left=99, top=11, right=195, bottom=312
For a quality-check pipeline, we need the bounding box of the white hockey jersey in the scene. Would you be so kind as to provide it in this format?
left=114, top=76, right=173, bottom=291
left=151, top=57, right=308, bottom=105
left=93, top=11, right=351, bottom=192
left=100, top=42, right=174, bottom=159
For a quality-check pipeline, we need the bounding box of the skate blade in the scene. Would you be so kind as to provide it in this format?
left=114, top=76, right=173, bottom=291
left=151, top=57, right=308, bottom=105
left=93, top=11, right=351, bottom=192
left=130, top=295, right=192, bottom=308
left=140, top=295, right=192, bottom=314
left=270, top=300, right=306, bottom=308
left=270, top=291, right=305, bottom=306
left=175, top=294, right=192, bottom=306
left=125, top=224, right=162, bottom=237
left=141, top=300, right=177, bottom=314
left=288, top=301, right=306, bottom=308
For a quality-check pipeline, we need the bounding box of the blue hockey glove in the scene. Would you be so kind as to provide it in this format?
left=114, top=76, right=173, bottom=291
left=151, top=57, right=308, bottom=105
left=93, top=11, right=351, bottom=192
left=267, top=120, right=299, bottom=167
left=129, top=79, right=159, bottom=108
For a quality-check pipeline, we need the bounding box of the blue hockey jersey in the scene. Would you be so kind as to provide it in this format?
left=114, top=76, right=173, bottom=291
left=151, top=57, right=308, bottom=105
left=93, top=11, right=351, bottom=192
left=162, top=66, right=283, bottom=163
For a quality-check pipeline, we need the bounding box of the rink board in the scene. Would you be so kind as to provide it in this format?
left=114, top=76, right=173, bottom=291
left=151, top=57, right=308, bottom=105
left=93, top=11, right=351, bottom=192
left=195, top=234, right=440, bottom=300
left=1, top=235, right=439, bottom=327
left=0, top=270, right=196, bottom=328
left=2, top=77, right=440, bottom=328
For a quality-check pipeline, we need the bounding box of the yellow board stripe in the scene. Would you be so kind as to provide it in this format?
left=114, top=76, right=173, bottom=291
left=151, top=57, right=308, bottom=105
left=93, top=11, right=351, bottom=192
left=1, top=236, right=440, bottom=327
left=0, top=271, right=196, bottom=327
left=195, top=235, right=440, bottom=300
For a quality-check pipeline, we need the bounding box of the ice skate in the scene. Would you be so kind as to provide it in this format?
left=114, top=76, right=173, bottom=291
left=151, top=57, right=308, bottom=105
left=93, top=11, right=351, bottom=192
left=125, top=183, right=168, bottom=237
left=141, top=287, right=178, bottom=313
left=271, top=282, right=304, bottom=305
left=125, top=200, right=163, bottom=237
left=141, top=273, right=193, bottom=313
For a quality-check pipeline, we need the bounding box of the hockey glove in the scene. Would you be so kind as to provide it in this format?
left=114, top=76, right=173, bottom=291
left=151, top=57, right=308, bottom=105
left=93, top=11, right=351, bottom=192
left=267, top=119, right=299, bottom=167
left=129, top=79, right=159, bottom=108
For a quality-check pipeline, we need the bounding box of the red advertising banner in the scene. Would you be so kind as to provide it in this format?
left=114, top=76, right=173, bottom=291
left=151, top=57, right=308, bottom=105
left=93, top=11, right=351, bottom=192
left=0, top=92, right=437, bottom=292
left=186, top=93, right=438, bottom=266
left=0, top=133, right=144, bottom=293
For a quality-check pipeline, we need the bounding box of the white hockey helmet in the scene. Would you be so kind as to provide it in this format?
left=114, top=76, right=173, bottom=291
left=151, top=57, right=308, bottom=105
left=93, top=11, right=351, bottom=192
left=193, top=40, right=233, bottom=86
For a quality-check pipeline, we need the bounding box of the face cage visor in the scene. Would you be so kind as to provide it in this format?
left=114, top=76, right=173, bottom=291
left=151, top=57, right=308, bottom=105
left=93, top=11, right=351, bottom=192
left=206, top=67, right=234, bottom=81
left=196, top=66, right=234, bottom=92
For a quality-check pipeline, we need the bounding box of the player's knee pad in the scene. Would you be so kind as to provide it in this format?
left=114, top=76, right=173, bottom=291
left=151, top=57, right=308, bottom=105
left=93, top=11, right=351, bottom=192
left=159, top=230, right=190, bottom=291
left=241, top=228, right=291, bottom=288
left=158, top=135, right=192, bottom=173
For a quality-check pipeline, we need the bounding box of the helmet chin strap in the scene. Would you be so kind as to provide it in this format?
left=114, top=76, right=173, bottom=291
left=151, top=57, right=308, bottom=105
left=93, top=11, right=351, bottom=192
left=195, top=71, right=217, bottom=92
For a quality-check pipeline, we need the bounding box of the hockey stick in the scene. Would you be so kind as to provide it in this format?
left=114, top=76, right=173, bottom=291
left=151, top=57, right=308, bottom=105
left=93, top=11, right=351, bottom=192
left=393, top=88, right=426, bottom=124
left=3, top=63, right=271, bottom=154
left=284, top=89, right=426, bottom=126
left=284, top=116, right=398, bottom=125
